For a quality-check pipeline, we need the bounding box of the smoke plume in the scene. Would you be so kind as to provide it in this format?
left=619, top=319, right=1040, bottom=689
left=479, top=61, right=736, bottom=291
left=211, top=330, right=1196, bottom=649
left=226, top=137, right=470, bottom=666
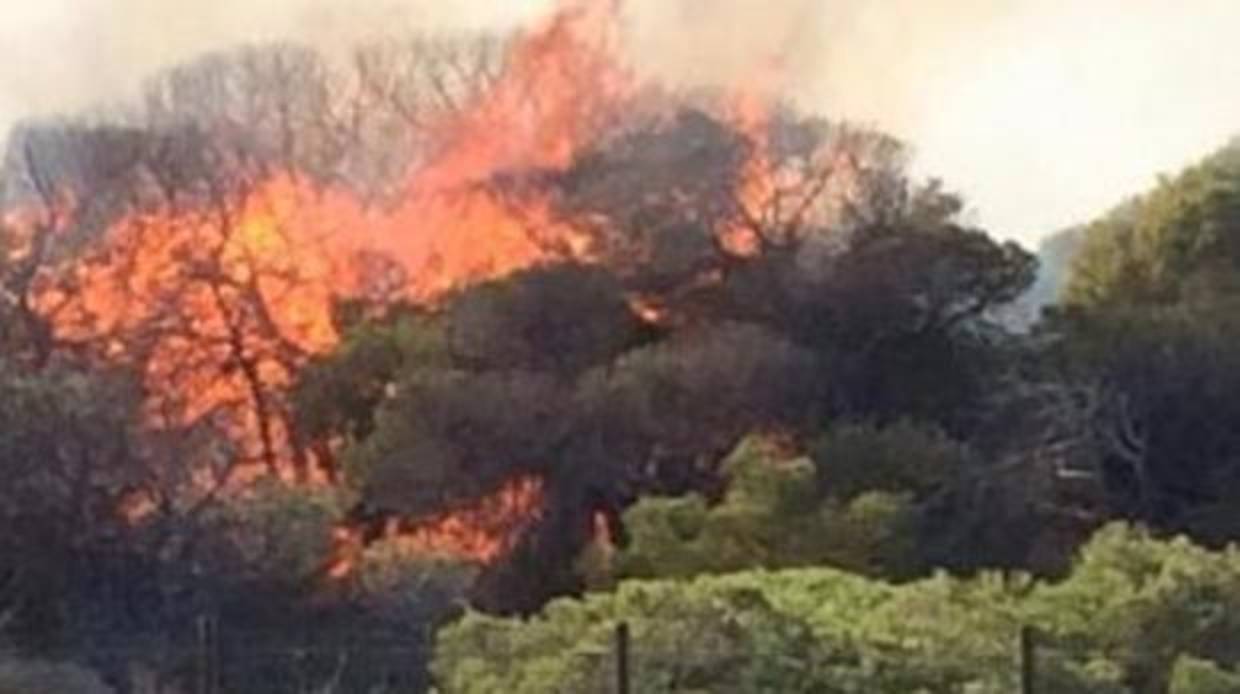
left=4, top=0, right=1240, bottom=242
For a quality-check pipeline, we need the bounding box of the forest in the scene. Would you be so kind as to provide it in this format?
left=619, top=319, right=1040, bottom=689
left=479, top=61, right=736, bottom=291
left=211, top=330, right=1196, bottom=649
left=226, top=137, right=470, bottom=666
left=3, top=4, right=1240, bottom=693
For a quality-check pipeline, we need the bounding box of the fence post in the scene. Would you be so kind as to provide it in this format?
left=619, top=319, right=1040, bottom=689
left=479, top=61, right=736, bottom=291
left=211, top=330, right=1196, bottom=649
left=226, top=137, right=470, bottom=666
left=1020, top=625, right=1036, bottom=694
left=196, top=613, right=218, bottom=694
left=196, top=614, right=210, bottom=694
left=615, top=621, right=630, bottom=694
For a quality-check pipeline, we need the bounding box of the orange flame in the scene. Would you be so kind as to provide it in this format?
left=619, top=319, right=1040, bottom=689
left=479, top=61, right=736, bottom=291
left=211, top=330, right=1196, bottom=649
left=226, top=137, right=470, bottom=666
left=327, top=477, right=544, bottom=578
left=26, top=0, right=779, bottom=563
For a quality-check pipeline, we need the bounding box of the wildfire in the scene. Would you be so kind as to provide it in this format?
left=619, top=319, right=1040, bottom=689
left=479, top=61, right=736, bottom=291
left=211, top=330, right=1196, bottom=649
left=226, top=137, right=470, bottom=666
left=327, top=477, right=545, bottom=580
left=20, top=0, right=780, bottom=566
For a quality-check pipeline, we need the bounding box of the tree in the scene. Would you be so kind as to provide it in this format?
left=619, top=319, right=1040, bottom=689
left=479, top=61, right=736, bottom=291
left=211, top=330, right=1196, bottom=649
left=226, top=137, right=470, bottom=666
left=1169, top=656, right=1240, bottom=694
left=302, top=97, right=1033, bottom=612
left=809, top=420, right=967, bottom=502
left=1036, top=302, right=1240, bottom=531
left=1066, top=140, right=1240, bottom=308
left=1035, top=140, right=1240, bottom=538
left=975, top=141, right=1240, bottom=566
left=608, top=434, right=919, bottom=583
left=293, top=303, right=449, bottom=474
left=1032, top=524, right=1240, bottom=693
left=0, top=359, right=148, bottom=652
left=446, top=262, right=644, bottom=375
left=535, top=105, right=1035, bottom=433
left=189, top=488, right=473, bottom=694
left=339, top=293, right=821, bottom=611
left=433, top=572, right=861, bottom=694
left=3, top=32, right=521, bottom=488
left=438, top=523, right=1240, bottom=693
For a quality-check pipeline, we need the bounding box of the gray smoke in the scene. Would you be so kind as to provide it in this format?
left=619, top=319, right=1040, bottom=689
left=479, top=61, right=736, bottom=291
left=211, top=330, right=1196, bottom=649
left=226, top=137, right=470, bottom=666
left=0, top=0, right=552, bottom=128
left=3, top=0, right=1240, bottom=243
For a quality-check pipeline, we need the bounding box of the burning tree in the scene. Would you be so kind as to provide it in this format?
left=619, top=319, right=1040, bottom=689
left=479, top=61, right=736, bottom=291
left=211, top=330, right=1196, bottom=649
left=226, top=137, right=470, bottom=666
left=1, top=0, right=1033, bottom=626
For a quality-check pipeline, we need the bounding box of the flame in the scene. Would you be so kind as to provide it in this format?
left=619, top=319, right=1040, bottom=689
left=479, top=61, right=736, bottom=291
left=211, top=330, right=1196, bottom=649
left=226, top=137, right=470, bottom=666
left=23, top=0, right=780, bottom=563
left=386, top=477, right=545, bottom=561
left=327, top=477, right=544, bottom=579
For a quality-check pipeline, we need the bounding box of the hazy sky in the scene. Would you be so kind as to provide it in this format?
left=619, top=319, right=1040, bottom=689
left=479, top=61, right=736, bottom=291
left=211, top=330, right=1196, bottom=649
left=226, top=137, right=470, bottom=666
left=2, top=0, right=1239, bottom=246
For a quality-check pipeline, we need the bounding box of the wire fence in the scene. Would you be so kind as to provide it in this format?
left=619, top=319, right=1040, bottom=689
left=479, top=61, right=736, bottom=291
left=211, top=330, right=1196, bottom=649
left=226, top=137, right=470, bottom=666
left=31, top=617, right=1095, bottom=693
left=540, top=622, right=1087, bottom=694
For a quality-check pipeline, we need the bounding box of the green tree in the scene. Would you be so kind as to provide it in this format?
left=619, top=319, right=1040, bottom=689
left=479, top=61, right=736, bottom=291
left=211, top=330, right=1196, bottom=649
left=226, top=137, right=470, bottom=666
left=608, top=433, right=927, bottom=584
left=1031, top=525, right=1240, bottom=692
left=1067, top=141, right=1240, bottom=308
left=294, top=303, right=449, bottom=451
left=439, top=523, right=1240, bottom=693
left=1170, top=656, right=1240, bottom=694
left=433, top=572, right=872, bottom=694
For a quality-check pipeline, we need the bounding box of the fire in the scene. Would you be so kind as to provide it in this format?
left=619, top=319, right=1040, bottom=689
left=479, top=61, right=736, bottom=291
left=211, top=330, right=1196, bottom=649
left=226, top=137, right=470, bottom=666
left=21, top=0, right=781, bottom=564
left=327, top=477, right=544, bottom=579
left=35, top=1, right=632, bottom=473
left=395, top=481, right=544, bottom=561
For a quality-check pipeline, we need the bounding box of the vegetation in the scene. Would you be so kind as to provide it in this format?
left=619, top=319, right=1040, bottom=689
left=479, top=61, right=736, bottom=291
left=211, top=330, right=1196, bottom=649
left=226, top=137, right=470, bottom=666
left=1, top=19, right=1240, bottom=694
left=436, top=525, right=1240, bottom=693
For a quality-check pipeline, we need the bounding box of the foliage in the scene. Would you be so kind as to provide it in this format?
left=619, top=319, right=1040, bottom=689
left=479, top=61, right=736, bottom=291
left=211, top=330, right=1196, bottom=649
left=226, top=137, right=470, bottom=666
left=1003, top=140, right=1240, bottom=560
left=437, top=524, right=1240, bottom=693
left=433, top=570, right=879, bottom=694
left=345, top=301, right=822, bottom=609
left=573, top=322, right=822, bottom=491
left=1037, top=300, right=1240, bottom=531
left=184, top=486, right=476, bottom=693
left=332, top=137, right=1031, bottom=602
left=608, top=433, right=923, bottom=584
left=810, top=420, right=967, bottom=502
left=0, top=351, right=466, bottom=692
left=197, top=479, right=350, bottom=588
left=356, top=539, right=479, bottom=619
left=294, top=305, right=449, bottom=447
left=1067, top=142, right=1240, bottom=308
left=1031, top=524, right=1240, bottom=692
left=600, top=423, right=971, bottom=587
left=0, top=360, right=141, bottom=527
left=1169, top=656, right=1240, bottom=694
left=446, top=262, right=643, bottom=375
left=0, top=359, right=155, bottom=658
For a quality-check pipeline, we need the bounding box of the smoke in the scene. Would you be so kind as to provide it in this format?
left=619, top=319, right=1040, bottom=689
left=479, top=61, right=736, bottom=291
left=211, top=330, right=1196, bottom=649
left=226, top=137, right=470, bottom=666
left=625, top=0, right=1240, bottom=242
left=0, top=0, right=554, bottom=126
left=618, top=0, right=828, bottom=90
left=0, top=0, right=981, bottom=134
left=3, top=0, right=1240, bottom=243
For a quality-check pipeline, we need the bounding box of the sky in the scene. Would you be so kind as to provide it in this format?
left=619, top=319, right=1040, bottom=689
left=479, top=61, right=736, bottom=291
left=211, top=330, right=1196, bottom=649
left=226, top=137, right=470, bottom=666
left=2, top=0, right=1239, bottom=246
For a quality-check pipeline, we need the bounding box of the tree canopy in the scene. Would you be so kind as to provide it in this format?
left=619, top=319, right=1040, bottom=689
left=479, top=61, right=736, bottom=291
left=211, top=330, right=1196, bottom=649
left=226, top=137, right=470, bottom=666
left=437, top=524, right=1240, bottom=694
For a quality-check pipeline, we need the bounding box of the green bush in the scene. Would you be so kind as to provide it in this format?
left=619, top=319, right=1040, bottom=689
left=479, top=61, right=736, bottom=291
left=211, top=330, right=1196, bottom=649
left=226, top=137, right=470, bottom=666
left=1170, top=656, right=1240, bottom=694
left=436, top=524, right=1240, bottom=692
left=607, top=435, right=917, bottom=585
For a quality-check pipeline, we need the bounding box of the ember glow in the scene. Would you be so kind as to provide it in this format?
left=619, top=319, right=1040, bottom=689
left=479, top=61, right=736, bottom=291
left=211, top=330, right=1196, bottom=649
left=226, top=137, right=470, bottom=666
left=327, top=477, right=544, bottom=579
left=24, top=0, right=775, bottom=565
